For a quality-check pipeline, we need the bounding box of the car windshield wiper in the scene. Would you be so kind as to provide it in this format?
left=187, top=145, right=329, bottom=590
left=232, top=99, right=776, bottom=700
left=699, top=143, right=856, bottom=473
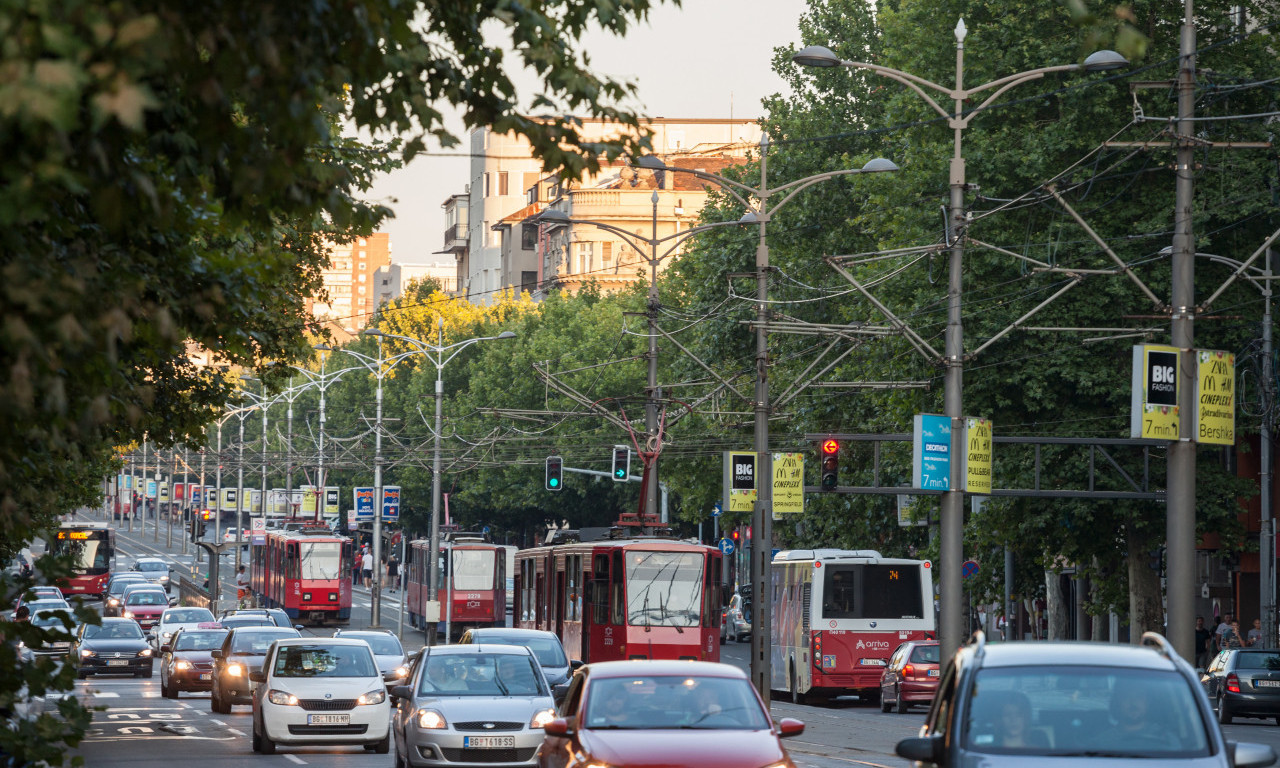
left=1052, top=752, right=1141, bottom=758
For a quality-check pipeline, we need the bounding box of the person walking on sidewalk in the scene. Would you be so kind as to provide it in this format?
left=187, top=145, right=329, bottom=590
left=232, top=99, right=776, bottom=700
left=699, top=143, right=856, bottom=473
left=361, top=548, right=374, bottom=589
left=387, top=554, right=400, bottom=594
left=236, top=565, right=250, bottom=608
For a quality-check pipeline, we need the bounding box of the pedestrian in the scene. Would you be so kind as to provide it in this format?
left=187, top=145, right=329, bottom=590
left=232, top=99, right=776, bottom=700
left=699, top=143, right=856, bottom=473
left=1222, top=620, right=1245, bottom=650
left=1194, top=616, right=1214, bottom=668
left=361, top=548, right=373, bottom=589
left=387, top=554, right=400, bottom=594
left=1248, top=618, right=1263, bottom=647
left=1216, top=613, right=1234, bottom=648
left=236, top=565, right=249, bottom=608
left=352, top=554, right=361, bottom=586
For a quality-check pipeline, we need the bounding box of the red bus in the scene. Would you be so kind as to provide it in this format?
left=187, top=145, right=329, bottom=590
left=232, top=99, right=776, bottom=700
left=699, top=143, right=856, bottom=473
left=404, top=536, right=506, bottom=640
left=249, top=527, right=353, bottom=625
left=770, top=548, right=935, bottom=703
left=51, top=522, right=115, bottom=598
left=514, top=517, right=724, bottom=664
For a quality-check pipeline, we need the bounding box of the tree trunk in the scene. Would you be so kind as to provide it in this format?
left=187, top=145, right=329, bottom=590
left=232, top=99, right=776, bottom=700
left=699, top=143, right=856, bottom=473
left=1128, top=523, right=1163, bottom=642
left=1090, top=563, right=1107, bottom=641
left=1045, top=571, right=1070, bottom=640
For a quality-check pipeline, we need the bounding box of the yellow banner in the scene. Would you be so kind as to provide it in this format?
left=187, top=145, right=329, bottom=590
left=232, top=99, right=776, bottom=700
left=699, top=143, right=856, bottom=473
left=1132, top=345, right=1180, bottom=440
left=1196, top=350, right=1235, bottom=445
left=965, top=418, right=992, bottom=494
left=772, top=452, right=804, bottom=515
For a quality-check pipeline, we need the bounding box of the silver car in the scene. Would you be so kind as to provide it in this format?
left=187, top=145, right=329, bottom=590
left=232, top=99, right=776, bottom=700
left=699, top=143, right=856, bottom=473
left=333, top=628, right=409, bottom=686
left=392, top=645, right=556, bottom=768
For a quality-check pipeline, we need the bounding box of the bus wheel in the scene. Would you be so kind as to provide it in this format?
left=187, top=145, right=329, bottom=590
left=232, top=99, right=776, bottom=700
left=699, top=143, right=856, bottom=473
left=789, top=664, right=807, bottom=705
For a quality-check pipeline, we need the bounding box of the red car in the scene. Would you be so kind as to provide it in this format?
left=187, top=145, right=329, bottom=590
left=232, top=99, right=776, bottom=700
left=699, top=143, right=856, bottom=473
left=120, top=588, right=169, bottom=634
left=879, top=640, right=941, bottom=713
left=539, top=661, right=803, bottom=768
left=159, top=627, right=228, bottom=697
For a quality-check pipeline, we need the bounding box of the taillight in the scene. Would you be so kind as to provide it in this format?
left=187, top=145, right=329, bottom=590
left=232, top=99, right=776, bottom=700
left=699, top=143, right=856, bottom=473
left=1227, top=673, right=1241, bottom=693
left=903, top=664, right=915, bottom=678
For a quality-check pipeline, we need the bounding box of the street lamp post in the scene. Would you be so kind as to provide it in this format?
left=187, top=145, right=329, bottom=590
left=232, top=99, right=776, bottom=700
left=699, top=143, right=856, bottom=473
left=361, top=325, right=516, bottom=640
left=635, top=144, right=898, bottom=703
left=794, top=24, right=1126, bottom=656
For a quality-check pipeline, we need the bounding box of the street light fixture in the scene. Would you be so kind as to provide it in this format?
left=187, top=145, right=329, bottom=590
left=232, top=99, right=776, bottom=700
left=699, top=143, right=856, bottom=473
left=358, top=324, right=515, bottom=639
left=794, top=21, right=1126, bottom=657
left=632, top=142, right=897, bottom=704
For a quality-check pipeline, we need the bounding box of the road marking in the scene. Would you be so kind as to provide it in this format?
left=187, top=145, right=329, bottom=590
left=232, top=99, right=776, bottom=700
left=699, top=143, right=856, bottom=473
left=92, top=692, right=120, bottom=698
left=227, top=728, right=245, bottom=736
left=283, top=754, right=307, bottom=764
left=211, top=719, right=226, bottom=726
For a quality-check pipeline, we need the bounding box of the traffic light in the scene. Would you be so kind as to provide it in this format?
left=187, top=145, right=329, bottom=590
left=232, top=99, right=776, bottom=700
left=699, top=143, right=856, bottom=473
left=820, top=438, right=840, bottom=491
left=611, top=445, right=630, bottom=481
left=546, top=456, right=564, bottom=491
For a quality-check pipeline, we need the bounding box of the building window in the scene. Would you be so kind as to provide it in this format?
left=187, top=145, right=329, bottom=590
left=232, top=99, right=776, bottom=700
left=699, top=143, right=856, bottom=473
left=358, top=250, right=366, bottom=259
left=521, top=271, right=537, bottom=293
left=521, top=223, right=537, bottom=250
left=358, top=286, right=366, bottom=295
left=358, top=238, right=367, bottom=246
left=498, top=172, right=509, bottom=196
left=358, top=273, right=367, bottom=283
left=576, top=242, right=594, bottom=275
left=484, top=173, right=491, bottom=197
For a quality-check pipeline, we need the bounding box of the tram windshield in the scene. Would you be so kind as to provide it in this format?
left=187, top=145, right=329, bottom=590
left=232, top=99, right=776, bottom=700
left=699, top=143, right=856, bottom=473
left=625, top=551, right=704, bottom=628
left=299, top=542, right=342, bottom=580
left=451, top=549, right=496, bottom=591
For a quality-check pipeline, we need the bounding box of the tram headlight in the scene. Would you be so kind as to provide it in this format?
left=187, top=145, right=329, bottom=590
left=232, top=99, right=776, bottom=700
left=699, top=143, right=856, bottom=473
left=329, top=592, right=338, bottom=602
left=302, top=592, right=312, bottom=602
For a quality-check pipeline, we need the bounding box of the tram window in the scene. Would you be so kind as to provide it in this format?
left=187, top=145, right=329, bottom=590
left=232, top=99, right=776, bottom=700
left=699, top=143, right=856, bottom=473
left=564, top=555, right=581, bottom=622
left=610, top=551, right=624, bottom=625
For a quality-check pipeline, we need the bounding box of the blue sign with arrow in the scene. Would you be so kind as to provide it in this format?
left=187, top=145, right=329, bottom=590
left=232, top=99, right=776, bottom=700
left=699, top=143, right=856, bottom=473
left=718, top=538, right=735, bottom=555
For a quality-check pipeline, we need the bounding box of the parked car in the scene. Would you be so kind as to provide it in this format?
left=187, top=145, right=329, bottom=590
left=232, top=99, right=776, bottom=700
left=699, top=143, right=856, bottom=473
left=539, top=660, right=803, bottom=768
left=332, top=628, right=408, bottom=686
left=250, top=637, right=393, bottom=754
left=880, top=640, right=940, bottom=714
left=210, top=625, right=301, bottom=713
left=392, top=644, right=554, bottom=768
left=70, top=617, right=154, bottom=678
left=131, top=557, right=172, bottom=591
left=152, top=606, right=216, bottom=650
left=159, top=627, right=228, bottom=698
left=456, top=628, right=577, bottom=693
left=721, top=593, right=750, bottom=643
left=894, top=632, right=1276, bottom=768
left=1202, top=648, right=1280, bottom=725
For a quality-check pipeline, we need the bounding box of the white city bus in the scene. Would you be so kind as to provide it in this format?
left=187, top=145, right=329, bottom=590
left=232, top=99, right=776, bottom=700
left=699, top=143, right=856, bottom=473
left=771, top=549, right=935, bottom=703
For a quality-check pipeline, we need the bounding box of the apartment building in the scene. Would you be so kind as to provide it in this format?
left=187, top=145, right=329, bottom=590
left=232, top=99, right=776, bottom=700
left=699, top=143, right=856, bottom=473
left=306, top=233, right=392, bottom=339
left=373, top=261, right=459, bottom=306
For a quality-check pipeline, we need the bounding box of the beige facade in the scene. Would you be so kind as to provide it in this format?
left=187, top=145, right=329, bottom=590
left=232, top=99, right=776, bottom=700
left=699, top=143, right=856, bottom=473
left=373, top=261, right=459, bottom=306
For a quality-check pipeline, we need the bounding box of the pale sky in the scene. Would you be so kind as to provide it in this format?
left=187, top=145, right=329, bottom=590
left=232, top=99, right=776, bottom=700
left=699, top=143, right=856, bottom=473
left=366, top=0, right=811, bottom=265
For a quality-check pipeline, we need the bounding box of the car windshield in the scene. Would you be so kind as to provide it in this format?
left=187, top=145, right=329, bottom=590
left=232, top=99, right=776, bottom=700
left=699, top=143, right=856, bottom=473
left=272, top=645, right=378, bottom=678
left=418, top=653, right=547, bottom=697
left=126, top=592, right=167, bottom=606
left=909, top=645, right=940, bottom=664
left=473, top=635, right=567, bottom=667
left=583, top=676, right=770, bottom=730
left=625, top=551, right=704, bottom=628
left=173, top=631, right=227, bottom=651
left=230, top=630, right=297, bottom=654
left=109, top=579, right=146, bottom=595
left=963, top=666, right=1210, bottom=757
left=1236, top=652, right=1280, bottom=670
left=86, top=623, right=144, bottom=640
left=136, top=561, right=166, bottom=572
left=222, top=618, right=274, bottom=630
left=163, top=608, right=214, bottom=624
left=347, top=635, right=402, bottom=656
left=31, top=611, right=71, bottom=629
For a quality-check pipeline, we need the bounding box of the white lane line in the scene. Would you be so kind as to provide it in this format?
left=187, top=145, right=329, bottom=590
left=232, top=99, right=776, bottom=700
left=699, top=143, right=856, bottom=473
left=93, top=692, right=120, bottom=698
left=211, top=719, right=226, bottom=726
left=283, top=754, right=307, bottom=764
left=227, top=728, right=245, bottom=736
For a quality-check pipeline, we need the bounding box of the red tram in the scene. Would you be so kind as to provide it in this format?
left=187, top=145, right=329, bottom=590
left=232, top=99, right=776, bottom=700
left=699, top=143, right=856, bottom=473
left=514, top=514, right=723, bottom=664
left=51, top=522, right=115, bottom=598
left=249, top=528, right=353, bottom=625
left=404, top=536, right=506, bottom=639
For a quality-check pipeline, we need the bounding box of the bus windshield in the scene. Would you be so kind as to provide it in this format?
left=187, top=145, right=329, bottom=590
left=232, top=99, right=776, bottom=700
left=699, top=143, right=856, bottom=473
left=53, top=532, right=110, bottom=575
left=299, top=542, right=342, bottom=580
left=625, top=551, right=704, bottom=628
left=452, top=550, right=496, bottom=590
left=821, top=564, right=924, bottom=620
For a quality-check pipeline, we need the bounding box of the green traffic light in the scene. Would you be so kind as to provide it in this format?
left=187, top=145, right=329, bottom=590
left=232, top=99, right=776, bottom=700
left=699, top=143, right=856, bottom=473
left=549, top=478, right=559, bottom=488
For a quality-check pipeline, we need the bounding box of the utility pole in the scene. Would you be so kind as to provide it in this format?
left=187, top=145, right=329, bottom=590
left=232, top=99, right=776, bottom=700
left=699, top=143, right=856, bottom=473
left=1166, top=0, right=1197, bottom=660
left=1263, top=247, right=1275, bottom=647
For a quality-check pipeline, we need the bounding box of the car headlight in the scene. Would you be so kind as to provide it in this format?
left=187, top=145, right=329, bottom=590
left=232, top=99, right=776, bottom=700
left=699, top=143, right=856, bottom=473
left=175, top=660, right=192, bottom=671
left=108, top=598, right=120, bottom=606
left=530, top=709, right=556, bottom=729
left=267, top=689, right=298, bottom=706
left=417, top=709, right=447, bottom=729
left=80, top=649, right=96, bottom=658
left=137, top=649, right=152, bottom=657
left=357, top=689, right=386, bottom=706
left=123, top=611, right=135, bottom=619
left=226, top=663, right=244, bottom=676
left=393, top=666, right=409, bottom=680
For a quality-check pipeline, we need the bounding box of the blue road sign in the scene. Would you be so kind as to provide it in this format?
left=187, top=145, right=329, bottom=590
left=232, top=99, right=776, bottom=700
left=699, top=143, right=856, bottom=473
left=962, top=559, right=980, bottom=578
left=482, top=525, right=491, bottom=535
left=711, top=502, right=722, bottom=518
left=718, top=538, right=735, bottom=555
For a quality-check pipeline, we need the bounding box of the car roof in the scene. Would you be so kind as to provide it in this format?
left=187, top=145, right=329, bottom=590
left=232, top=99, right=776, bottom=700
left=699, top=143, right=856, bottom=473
left=133, top=557, right=166, bottom=564
left=271, top=637, right=373, bottom=648
left=99, top=616, right=137, bottom=624
left=466, top=628, right=558, bottom=640
left=972, top=641, right=1180, bottom=671
left=584, top=660, right=747, bottom=679
left=335, top=629, right=397, bottom=637
left=228, top=626, right=298, bottom=635
left=422, top=644, right=536, bottom=657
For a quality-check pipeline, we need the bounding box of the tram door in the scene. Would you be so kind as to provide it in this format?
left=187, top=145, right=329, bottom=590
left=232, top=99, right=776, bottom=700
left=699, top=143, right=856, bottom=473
left=583, top=553, right=612, bottom=663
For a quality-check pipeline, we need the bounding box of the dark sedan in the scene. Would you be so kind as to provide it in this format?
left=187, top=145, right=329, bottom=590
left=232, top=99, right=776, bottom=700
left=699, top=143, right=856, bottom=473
left=71, top=618, right=154, bottom=678
left=160, top=627, right=228, bottom=698
left=1203, top=648, right=1280, bottom=724
left=209, top=625, right=300, bottom=713
left=101, top=574, right=148, bottom=616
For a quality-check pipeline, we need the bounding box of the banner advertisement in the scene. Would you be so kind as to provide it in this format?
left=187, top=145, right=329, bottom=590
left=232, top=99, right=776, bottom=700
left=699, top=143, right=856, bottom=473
left=353, top=487, right=375, bottom=519
left=382, top=486, right=401, bottom=520
left=267, top=489, right=289, bottom=516
left=723, top=451, right=758, bottom=513
left=173, top=482, right=186, bottom=501
left=301, top=485, right=318, bottom=515
left=897, top=493, right=926, bottom=527
left=247, top=489, right=263, bottom=514
left=220, top=488, right=237, bottom=512
left=158, top=482, right=170, bottom=503
left=964, top=417, right=993, bottom=495
left=145, top=479, right=158, bottom=499
left=771, top=453, right=804, bottom=515
left=324, top=486, right=341, bottom=517
left=913, top=414, right=951, bottom=491
left=190, top=486, right=203, bottom=508
left=1196, top=350, right=1235, bottom=446
left=1131, top=344, right=1180, bottom=440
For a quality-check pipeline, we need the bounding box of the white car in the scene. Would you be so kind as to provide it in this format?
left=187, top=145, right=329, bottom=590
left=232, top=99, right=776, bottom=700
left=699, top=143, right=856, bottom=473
left=250, top=637, right=392, bottom=754
left=132, top=557, right=172, bottom=590
left=151, top=606, right=216, bottom=649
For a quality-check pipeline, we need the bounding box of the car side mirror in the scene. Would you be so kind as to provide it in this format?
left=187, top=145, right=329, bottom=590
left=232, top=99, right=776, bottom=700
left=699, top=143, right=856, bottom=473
left=896, top=734, right=944, bottom=764
left=569, top=659, right=584, bottom=670
left=210, top=649, right=223, bottom=659
left=160, top=645, right=171, bottom=654
left=553, top=683, right=571, bottom=702
left=383, top=671, right=405, bottom=683
left=391, top=685, right=412, bottom=700
left=543, top=718, right=573, bottom=737
left=168, top=597, right=178, bottom=606
left=775, top=718, right=805, bottom=738
left=1231, top=742, right=1279, bottom=768
left=248, top=671, right=266, bottom=683
left=294, top=625, right=305, bottom=631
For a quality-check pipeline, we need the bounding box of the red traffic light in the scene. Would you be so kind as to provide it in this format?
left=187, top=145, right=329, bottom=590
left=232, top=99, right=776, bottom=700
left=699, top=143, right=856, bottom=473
left=731, top=530, right=740, bottom=541
left=821, top=439, right=839, bottom=455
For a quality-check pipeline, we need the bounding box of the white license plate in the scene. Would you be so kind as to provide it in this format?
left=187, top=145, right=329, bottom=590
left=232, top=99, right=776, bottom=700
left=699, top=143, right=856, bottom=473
left=307, top=714, right=350, bottom=725
left=199, top=673, right=211, bottom=681
left=107, top=660, right=129, bottom=667
left=927, top=669, right=940, bottom=677
left=1256, top=680, right=1280, bottom=688
left=463, top=736, right=515, bottom=749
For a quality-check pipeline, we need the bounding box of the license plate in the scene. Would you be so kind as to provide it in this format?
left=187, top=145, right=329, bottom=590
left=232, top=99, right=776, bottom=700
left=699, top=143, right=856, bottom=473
left=1257, top=680, right=1280, bottom=688
left=927, top=669, right=940, bottom=677
left=463, top=736, right=515, bottom=749
left=199, top=673, right=211, bottom=681
left=107, top=660, right=129, bottom=667
left=307, top=714, right=350, bottom=725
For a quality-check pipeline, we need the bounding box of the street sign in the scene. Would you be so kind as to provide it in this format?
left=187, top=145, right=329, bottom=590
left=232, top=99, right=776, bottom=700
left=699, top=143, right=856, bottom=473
left=251, top=517, right=266, bottom=546
left=913, top=414, right=951, bottom=491
left=711, top=502, right=721, bottom=518
left=962, top=560, right=980, bottom=579
left=718, top=538, right=735, bottom=555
